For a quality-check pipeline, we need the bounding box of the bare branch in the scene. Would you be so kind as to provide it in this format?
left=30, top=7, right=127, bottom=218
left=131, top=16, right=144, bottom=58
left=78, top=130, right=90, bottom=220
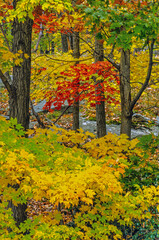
left=30, top=99, right=46, bottom=129
left=101, top=25, right=110, bottom=39
left=136, top=105, right=158, bottom=113
left=32, top=30, right=43, bottom=53
left=130, top=39, right=155, bottom=111
left=33, top=54, right=93, bottom=63
left=0, top=69, right=12, bottom=94
left=44, top=55, right=93, bottom=62
left=80, top=50, right=89, bottom=56
left=108, top=43, right=116, bottom=59
left=131, top=81, right=143, bottom=85
left=72, top=31, right=120, bottom=70
left=53, top=105, right=70, bottom=124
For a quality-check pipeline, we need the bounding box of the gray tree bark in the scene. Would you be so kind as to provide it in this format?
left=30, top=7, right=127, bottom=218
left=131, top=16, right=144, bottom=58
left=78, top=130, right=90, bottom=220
left=9, top=1, right=33, bottom=130
left=119, top=49, right=132, bottom=139
left=94, top=38, right=106, bottom=138
left=119, top=40, right=155, bottom=139
left=8, top=191, right=27, bottom=227
left=61, top=33, right=68, bottom=52
left=73, top=31, right=80, bottom=131
left=0, top=0, right=33, bottom=229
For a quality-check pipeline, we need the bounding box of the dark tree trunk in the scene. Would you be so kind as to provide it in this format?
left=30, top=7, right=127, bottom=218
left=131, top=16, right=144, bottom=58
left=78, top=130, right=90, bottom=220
left=39, top=24, right=44, bottom=54
left=69, top=32, right=74, bottom=50
left=9, top=4, right=33, bottom=130
left=61, top=33, right=68, bottom=52
left=8, top=200, right=27, bottom=227
left=120, top=49, right=132, bottom=139
left=94, top=38, right=106, bottom=138
left=72, top=31, right=80, bottom=131
left=7, top=184, right=27, bottom=229
left=6, top=0, right=33, bottom=229
left=51, top=40, right=55, bottom=54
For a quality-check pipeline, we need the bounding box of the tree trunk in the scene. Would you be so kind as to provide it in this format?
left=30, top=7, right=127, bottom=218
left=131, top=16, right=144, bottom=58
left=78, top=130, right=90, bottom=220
left=51, top=40, right=55, bottom=54
left=95, top=38, right=106, bottom=138
left=120, top=49, right=132, bottom=139
left=69, top=32, right=73, bottom=50
left=9, top=5, right=33, bottom=130
left=72, top=31, right=80, bottom=131
left=8, top=199, right=27, bottom=228
left=7, top=184, right=27, bottom=229
left=7, top=0, right=33, bottom=229
left=61, top=33, right=68, bottom=52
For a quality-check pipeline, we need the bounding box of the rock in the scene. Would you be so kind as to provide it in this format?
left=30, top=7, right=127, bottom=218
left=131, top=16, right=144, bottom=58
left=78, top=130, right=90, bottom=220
left=29, top=121, right=39, bottom=129
left=0, top=79, right=4, bottom=88
left=33, top=100, right=70, bottom=113
left=155, top=116, right=159, bottom=126
left=0, top=115, right=9, bottom=120
left=33, top=100, right=47, bottom=113
left=132, top=113, right=150, bottom=123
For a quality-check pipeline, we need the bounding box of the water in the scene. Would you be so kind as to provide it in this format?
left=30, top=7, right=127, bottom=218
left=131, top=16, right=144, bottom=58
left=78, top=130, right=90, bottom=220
left=1, top=99, right=158, bottom=138
left=80, top=117, right=159, bottom=139
left=32, top=100, right=159, bottom=138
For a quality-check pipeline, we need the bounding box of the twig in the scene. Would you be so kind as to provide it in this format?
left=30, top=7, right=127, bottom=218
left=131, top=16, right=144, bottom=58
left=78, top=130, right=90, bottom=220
left=43, top=54, right=93, bottom=62
left=0, top=24, right=12, bottom=52
left=32, top=30, right=43, bottom=53
left=101, top=25, right=110, bottom=39
left=80, top=50, right=89, bottom=56
left=53, top=105, right=70, bottom=124
left=30, top=99, right=46, bottom=129
left=0, top=69, right=12, bottom=94
left=130, top=39, right=155, bottom=111
left=53, top=90, right=85, bottom=124
left=136, top=105, right=159, bottom=113
left=71, top=30, right=120, bottom=70
left=108, top=43, right=116, bottom=59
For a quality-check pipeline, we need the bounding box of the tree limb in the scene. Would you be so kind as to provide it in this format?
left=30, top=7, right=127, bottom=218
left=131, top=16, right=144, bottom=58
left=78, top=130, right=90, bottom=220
left=32, top=29, right=43, bottom=53
left=0, top=69, right=12, bottom=94
left=53, top=105, right=71, bottom=124
left=30, top=99, right=46, bottom=129
left=136, top=105, right=158, bottom=113
left=130, top=39, right=155, bottom=111
left=53, top=89, right=85, bottom=124
left=108, top=43, right=116, bottom=59
left=43, top=55, right=93, bottom=62
left=73, top=31, right=120, bottom=70
left=0, top=24, right=12, bottom=52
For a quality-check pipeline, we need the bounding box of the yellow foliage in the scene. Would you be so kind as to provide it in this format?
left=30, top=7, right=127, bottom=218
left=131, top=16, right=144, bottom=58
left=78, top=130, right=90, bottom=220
left=0, top=117, right=158, bottom=239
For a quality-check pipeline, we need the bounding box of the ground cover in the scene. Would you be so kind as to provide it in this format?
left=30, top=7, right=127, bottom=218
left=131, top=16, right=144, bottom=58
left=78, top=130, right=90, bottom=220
left=0, top=117, right=159, bottom=239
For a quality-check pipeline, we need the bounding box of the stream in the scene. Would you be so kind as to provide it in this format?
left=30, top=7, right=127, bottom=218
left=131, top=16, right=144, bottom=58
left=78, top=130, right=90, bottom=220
left=33, top=100, right=159, bottom=138
left=0, top=98, right=158, bottom=138
left=80, top=117, right=159, bottom=139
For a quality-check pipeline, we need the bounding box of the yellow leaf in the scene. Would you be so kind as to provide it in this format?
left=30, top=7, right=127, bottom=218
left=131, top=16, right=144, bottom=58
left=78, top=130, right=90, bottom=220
left=85, top=189, right=95, bottom=199
left=24, top=53, right=29, bottom=59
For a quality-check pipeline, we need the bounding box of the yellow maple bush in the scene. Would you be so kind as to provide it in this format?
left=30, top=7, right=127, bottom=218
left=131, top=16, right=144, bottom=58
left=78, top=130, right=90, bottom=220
left=0, top=117, right=158, bottom=239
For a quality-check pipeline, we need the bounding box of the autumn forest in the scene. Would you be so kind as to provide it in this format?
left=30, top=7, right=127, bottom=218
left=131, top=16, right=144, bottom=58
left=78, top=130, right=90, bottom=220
left=0, top=0, right=159, bottom=239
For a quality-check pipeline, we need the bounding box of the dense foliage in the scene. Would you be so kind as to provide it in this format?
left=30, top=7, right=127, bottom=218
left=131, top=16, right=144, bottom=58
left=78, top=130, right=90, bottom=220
left=0, top=0, right=159, bottom=238
left=0, top=117, right=158, bottom=239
